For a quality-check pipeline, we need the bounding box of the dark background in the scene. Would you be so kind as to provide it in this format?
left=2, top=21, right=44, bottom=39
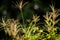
left=0, top=0, right=60, bottom=18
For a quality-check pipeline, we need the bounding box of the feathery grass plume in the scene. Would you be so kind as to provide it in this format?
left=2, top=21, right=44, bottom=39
left=44, top=4, right=60, bottom=32
left=16, top=0, right=28, bottom=10
left=0, top=15, right=42, bottom=40
left=43, top=4, right=60, bottom=40
left=33, top=14, right=40, bottom=23
left=16, top=0, right=28, bottom=27
left=23, top=15, right=41, bottom=40
left=0, top=18, right=23, bottom=40
left=17, top=0, right=23, bottom=10
left=43, top=12, right=52, bottom=22
left=43, top=12, right=52, bottom=32
left=50, top=5, right=60, bottom=26
left=17, top=0, right=24, bottom=26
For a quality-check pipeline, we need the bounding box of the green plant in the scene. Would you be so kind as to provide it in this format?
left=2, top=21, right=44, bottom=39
left=0, top=1, right=60, bottom=40
left=43, top=5, right=60, bottom=40
left=1, top=18, right=21, bottom=40
left=0, top=15, right=43, bottom=40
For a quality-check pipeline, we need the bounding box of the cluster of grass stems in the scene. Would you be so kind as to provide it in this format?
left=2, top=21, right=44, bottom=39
left=0, top=0, right=60, bottom=40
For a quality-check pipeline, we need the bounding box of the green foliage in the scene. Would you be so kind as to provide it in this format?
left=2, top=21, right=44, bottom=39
left=0, top=0, right=60, bottom=40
